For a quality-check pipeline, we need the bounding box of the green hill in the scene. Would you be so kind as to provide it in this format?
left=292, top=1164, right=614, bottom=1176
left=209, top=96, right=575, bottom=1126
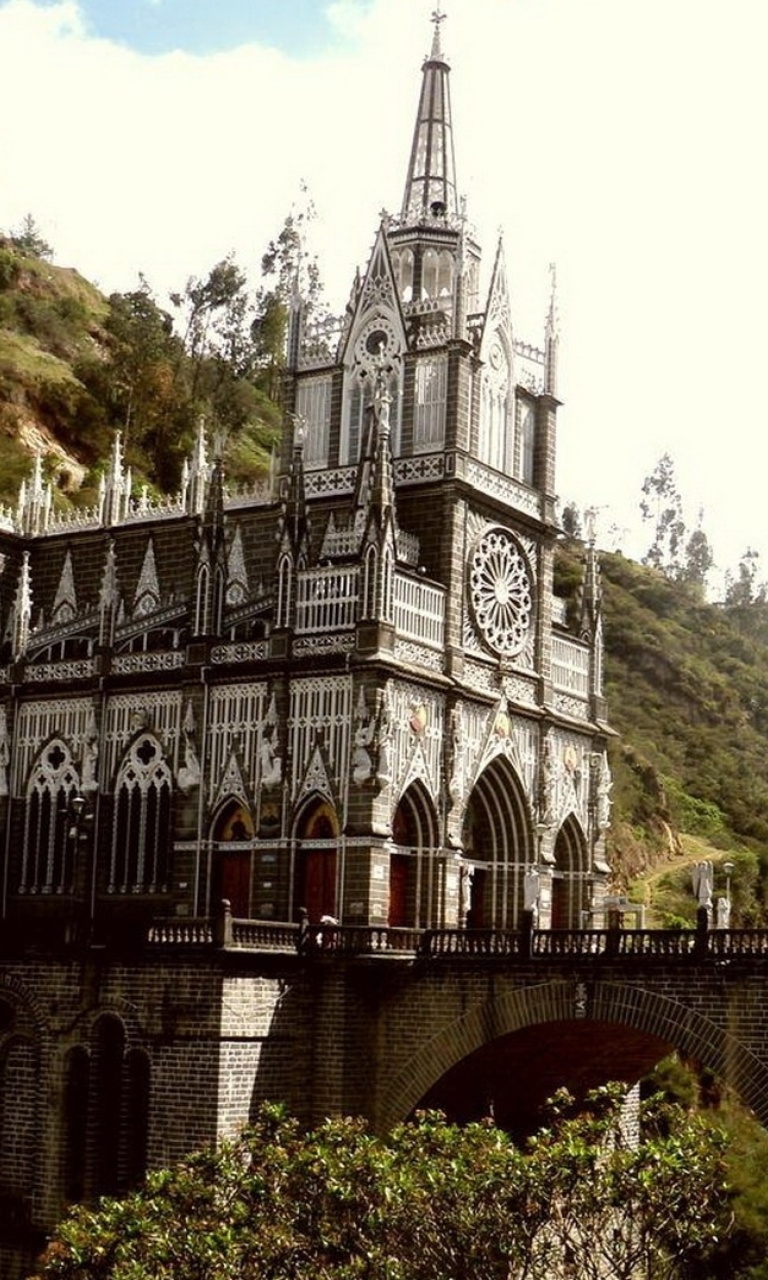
left=0, top=234, right=281, bottom=509
left=557, top=541, right=768, bottom=926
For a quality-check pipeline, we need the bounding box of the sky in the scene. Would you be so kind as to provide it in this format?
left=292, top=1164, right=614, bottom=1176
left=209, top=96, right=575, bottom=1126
left=1, top=0, right=767, bottom=591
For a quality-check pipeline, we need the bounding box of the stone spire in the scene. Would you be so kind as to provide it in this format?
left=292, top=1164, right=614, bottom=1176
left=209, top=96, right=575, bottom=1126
left=544, top=263, right=560, bottom=397
left=400, top=6, right=458, bottom=223
left=99, top=432, right=132, bottom=527
left=16, top=454, right=52, bottom=536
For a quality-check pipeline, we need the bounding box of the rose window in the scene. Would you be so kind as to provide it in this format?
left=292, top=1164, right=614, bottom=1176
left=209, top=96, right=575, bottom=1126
left=469, top=527, right=533, bottom=655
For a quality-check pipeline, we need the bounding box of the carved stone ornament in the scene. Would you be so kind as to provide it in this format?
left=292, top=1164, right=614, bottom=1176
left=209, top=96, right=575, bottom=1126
left=468, top=526, right=533, bottom=657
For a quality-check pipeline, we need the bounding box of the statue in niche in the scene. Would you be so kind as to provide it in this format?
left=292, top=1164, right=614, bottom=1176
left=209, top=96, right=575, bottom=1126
left=178, top=702, right=201, bottom=793
left=375, top=694, right=393, bottom=791
left=178, top=734, right=201, bottom=792
left=81, top=734, right=99, bottom=793
left=0, top=707, right=8, bottom=798
left=538, top=733, right=554, bottom=827
left=259, top=725, right=282, bottom=789
left=448, top=706, right=464, bottom=803
left=352, top=690, right=375, bottom=786
left=596, top=752, right=612, bottom=832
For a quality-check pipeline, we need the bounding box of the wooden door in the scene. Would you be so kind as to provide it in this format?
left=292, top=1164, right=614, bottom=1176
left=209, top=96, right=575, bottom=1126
left=389, top=854, right=410, bottom=927
left=218, top=850, right=251, bottom=918
left=468, top=868, right=486, bottom=928
left=296, top=848, right=337, bottom=922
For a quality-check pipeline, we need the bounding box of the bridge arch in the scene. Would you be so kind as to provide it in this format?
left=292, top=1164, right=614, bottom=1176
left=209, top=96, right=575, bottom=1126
left=377, top=977, right=768, bottom=1133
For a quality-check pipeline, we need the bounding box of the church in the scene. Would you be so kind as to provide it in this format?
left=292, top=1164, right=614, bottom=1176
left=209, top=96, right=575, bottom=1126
left=0, top=11, right=611, bottom=1272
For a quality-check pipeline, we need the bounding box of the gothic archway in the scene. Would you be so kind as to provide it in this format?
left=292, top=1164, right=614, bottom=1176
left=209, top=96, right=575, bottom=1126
left=293, top=798, right=339, bottom=923
left=462, top=756, right=533, bottom=928
left=551, top=816, right=589, bottom=929
left=210, top=799, right=254, bottom=919
left=390, top=781, right=439, bottom=928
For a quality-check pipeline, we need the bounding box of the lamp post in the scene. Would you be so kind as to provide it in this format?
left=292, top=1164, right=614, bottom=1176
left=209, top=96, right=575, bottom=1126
left=724, top=860, right=734, bottom=909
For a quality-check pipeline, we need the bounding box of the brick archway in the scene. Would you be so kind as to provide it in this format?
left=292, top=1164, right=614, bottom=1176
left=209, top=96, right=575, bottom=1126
left=376, top=977, right=768, bottom=1131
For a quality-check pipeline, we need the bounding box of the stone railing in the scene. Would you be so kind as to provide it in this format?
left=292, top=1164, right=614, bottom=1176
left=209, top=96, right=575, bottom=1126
left=551, top=635, right=590, bottom=698
left=393, top=572, right=445, bottom=648
left=145, top=919, right=768, bottom=962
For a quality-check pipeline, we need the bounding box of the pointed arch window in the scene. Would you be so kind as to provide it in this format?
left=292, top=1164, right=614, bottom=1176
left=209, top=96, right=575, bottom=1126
left=343, top=368, right=402, bottom=464
left=295, top=375, right=332, bottom=470
left=110, top=734, right=172, bottom=894
left=517, top=396, right=536, bottom=486
left=22, top=740, right=80, bottom=894
left=479, top=339, right=513, bottom=473
left=277, top=554, right=293, bottom=630
left=414, top=355, right=447, bottom=451
left=195, top=560, right=211, bottom=635
left=392, top=249, right=414, bottom=302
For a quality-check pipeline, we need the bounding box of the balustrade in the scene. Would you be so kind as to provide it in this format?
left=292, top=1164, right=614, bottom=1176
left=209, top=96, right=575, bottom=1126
left=145, top=919, right=768, bottom=961
left=393, top=573, right=445, bottom=648
left=295, top=565, right=360, bottom=633
left=551, top=635, right=590, bottom=697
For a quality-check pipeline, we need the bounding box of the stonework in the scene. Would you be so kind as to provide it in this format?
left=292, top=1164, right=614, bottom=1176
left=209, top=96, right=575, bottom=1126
left=0, top=15, right=616, bottom=1272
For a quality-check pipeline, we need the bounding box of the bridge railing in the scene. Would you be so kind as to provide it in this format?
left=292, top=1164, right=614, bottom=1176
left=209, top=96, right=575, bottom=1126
left=146, top=916, right=768, bottom=961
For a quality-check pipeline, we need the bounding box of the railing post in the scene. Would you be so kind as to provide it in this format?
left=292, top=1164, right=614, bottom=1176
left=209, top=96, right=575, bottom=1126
left=215, top=899, right=233, bottom=948
left=694, top=905, right=709, bottom=959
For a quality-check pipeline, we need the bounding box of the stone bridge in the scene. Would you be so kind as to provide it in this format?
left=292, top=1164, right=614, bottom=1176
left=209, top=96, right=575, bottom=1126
left=148, top=915, right=768, bottom=1139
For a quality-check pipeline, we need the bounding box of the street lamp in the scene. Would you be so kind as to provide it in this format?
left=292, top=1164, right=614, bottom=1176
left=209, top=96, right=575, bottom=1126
left=724, top=860, right=734, bottom=906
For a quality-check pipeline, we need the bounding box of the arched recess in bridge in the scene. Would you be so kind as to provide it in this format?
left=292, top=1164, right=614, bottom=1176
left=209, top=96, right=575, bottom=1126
left=376, top=977, right=768, bottom=1137
left=390, top=781, right=439, bottom=928
left=461, top=756, right=532, bottom=928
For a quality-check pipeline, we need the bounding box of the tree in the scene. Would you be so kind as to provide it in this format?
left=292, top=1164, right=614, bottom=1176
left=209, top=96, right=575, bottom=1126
left=640, top=453, right=686, bottom=576
left=10, top=212, right=53, bottom=260
left=725, top=547, right=766, bottom=608
left=35, top=1090, right=732, bottom=1280
left=679, top=512, right=714, bottom=599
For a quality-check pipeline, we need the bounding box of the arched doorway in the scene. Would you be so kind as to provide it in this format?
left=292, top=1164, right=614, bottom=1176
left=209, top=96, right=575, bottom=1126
left=461, top=757, right=532, bottom=928
left=551, top=817, right=589, bottom=928
left=390, top=782, right=439, bottom=927
left=294, top=799, right=339, bottom=923
left=211, top=799, right=254, bottom=918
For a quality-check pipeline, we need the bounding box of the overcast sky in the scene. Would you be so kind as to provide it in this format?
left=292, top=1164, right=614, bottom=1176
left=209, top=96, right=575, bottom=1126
left=1, top=0, right=767, bottom=590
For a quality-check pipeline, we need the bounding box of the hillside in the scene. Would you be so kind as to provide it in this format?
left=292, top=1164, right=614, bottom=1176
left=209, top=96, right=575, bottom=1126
left=0, top=235, right=281, bottom=510
left=557, top=541, right=768, bottom=926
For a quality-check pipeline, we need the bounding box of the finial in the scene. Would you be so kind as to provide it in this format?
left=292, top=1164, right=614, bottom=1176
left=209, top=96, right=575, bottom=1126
left=430, top=4, right=446, bottom=59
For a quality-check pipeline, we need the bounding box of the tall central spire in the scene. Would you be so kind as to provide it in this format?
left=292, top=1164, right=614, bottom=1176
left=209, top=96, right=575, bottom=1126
left=400, top=6, right=458, bottom=223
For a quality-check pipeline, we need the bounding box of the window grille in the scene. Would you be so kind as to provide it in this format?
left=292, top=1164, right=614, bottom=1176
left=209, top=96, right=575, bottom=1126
left=414, top=355, right=447, bottom=451
left=110, top=734, right=171, bottom=893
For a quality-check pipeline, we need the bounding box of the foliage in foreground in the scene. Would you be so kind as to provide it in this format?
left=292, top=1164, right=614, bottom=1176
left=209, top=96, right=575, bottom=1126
left=35, top=1089, right=731, bottom=1280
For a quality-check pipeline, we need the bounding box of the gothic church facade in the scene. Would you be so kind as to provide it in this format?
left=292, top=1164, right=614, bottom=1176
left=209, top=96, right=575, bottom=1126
left=0, top=14, right=611, bottom=1272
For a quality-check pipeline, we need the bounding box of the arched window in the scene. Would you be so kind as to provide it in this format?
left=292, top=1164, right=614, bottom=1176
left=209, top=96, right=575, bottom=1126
left=518, top=397, right=536, bottom=485
left=343, top=368, right=402, bottom=464
left=195, top=561, right=211, bottom=635
left=422, top=248, right=438, bottom=299
left=277, top=554, right=293, bottom=629
left=63, top=1045, right=89, bottom=1202
left=64, top=1019, right=150, bottom=1204
left=362, top=544, right=378, bottom=619
left=22, top=740, right=80, bottom=894
left=479, top=338, right=512, bottom=473
left=111, top=734, right=172, bottom=894
left=392, top=248, right=414, bottom=302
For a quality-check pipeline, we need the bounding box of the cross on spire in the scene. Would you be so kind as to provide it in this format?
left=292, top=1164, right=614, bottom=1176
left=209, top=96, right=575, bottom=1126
left=430, top=4, right=446, bottom=58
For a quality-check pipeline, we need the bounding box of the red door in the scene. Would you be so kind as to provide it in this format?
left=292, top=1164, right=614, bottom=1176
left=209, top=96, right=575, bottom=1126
left=389, top=854, right=410, bottom=926
left=296, top=849, right=337, bottom=922
left=468, top=868, right=486, bottom=928
left=218, top=850, right=251, bottom=918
